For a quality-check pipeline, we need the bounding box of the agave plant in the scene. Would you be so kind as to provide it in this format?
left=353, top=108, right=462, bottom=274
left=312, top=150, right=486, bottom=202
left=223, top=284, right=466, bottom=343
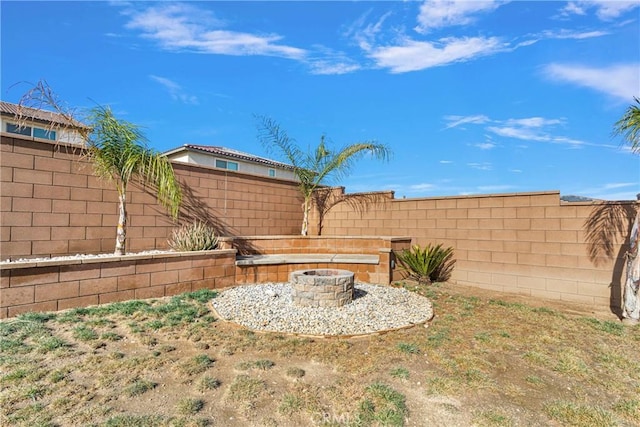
left=394, top=243, right=456, bottom=285
left=168, top=221, right=219, bottom=252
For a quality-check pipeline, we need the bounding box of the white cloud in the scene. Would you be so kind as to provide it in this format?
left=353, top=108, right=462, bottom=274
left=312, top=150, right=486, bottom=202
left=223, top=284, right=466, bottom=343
left=475, top=142, right=496, bottom=150
left=541, top=29, right=609, bottom=40
left=124, top=3, right=306, bottom=59
left=543, top=63, right=640, bottom=101
left=467, top=162, right=492, bottom=171
left=444, top=114, right=491, bottom=129
left=574, top=182, right=639, bottom=200
left=410, top=183, right=437, bottom=191
left=447, top=113, right=591, bottom=148
left=415, top=0, right=506, bottom=33
left=149, top=75, right=198, bottom=105
left=561, top=1, right=640, bottom=21
left=439, top=160, right=453, bottom=164
left=369, top=36, right=505, bottom=73
left=505, top=117, right=564, bottom=128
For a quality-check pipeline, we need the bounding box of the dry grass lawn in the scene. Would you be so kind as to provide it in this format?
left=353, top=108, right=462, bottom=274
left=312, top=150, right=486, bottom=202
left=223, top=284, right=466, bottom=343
left=1, top=281, right=639, bottom=427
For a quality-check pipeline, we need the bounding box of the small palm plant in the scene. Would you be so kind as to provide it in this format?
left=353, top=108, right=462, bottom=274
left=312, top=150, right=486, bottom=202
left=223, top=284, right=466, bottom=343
left=394, top=243, right=456, bottom=285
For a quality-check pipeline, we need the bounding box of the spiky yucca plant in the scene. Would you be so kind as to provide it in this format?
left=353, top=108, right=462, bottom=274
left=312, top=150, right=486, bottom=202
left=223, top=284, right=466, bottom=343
left=168, top=221, right=219, bottom=252
left=394, top=243, right=456, bottom=285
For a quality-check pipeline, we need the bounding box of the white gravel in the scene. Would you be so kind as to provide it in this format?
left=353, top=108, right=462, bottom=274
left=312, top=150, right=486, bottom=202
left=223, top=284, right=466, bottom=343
left=211, top=282, right=434, bottom=337
left=1, top=250, right=172, bottom=264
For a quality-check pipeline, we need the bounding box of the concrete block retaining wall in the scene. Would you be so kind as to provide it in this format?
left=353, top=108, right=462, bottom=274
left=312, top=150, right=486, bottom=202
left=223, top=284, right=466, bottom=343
left=315, top=188, right=637, bottom=310
left=219, top=235, right=412, bottom=285
left=0, top=250, right=237, bottom=318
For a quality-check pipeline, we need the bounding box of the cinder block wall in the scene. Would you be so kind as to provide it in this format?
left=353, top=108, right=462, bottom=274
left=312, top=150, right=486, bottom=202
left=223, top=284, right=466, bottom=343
left=1, top=134, right=303, bottom=260
left=316, top=189, right=636, bottom=309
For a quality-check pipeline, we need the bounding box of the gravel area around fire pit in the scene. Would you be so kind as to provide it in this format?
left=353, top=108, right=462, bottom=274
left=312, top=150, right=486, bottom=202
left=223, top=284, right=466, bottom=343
left=211, top=283, right=434, bottom=337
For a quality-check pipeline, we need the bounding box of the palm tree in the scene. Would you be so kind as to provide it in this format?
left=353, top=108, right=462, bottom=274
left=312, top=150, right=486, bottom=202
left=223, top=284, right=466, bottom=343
left=17, top=81, right=183, bottom=255
left=257, top=116, right=391, bottom=235
left=613, top=96, right=640, bottom=153
left=612, top=97, right=640, bottom=323
left=87, top=107, right=182, bottom=255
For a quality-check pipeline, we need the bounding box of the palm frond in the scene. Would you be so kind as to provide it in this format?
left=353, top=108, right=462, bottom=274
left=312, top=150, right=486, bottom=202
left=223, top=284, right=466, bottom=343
left=613, top=97, right=640, bottom=153
left=394, top=244, right=456, bottom=285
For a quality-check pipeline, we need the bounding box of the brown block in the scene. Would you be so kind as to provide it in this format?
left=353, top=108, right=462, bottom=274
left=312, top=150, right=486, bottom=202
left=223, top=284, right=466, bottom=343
left=150, top=270, right=179, bottom=286
left=11, top=226, right=51, bottom=242
left=516, top=275, right=547, bottom=290
left=31, top=240, right=69, bottom=257
left=479, top=197, right=504, bottom=208
left=71, top=187, right=103, bottom=202
left=516, top=230, right=546, bottom=242
left=53, top=171, right=88, bottom=187
left=165, top=282, right=192, bottom=296
left=9, top=267, right=59, bottom=287
left=100, top=262, right=136, bottom=278
left=51, top=227, right=86, bottom=240
left=545, top=230, right=577, bottom=243
left=504, top=218, right=531, bottom=230
left=517, top=253, right=546, bottom=267
left=179, top=267, right=204, bottom=282
left=14, top=168, right=52, bottom=185
left=60, top=264, right=100, bottom=282
left=99, top=290, right=135, bottom=304
left=35, top=156, right=71, bottom=173
left=1, top=285, right=35, bottom=306
left=58, top=295, right=99, bottom=311
left=13, top=197, right=52, bottom=213
left=52, top=199, right=86, bottom=214
left=491, top=207, right=517, bottom=219
left=135, top=286, right=166, bottom=300
left=1, top=151, right=34, bottom=169
left=33, top=212, right=70, bottom=227
left=2, top=211, right=33, bottom=226
left=546, top=278, right=578, bottom=294
left=531, top=218, right=560, bottom=230
left=35, top=281, right=79, bottom=302
left=79, top=277, right=118, bottom=296
left=117, top=273, right=151, bottom=291
left=2, top=182, right=33, bottom=198
left=136, top=259, right=167, bottom=274
left=8, top=301, right=57, bottom=318
left=69, top=239, right=102, bottom=254
left=215, top=276, right=235, bottom=289
left=1, top=241, right=32, bottom=258
left=504, top=196, right=531, bottom=207
left=491, top=252, right=518, bottom=264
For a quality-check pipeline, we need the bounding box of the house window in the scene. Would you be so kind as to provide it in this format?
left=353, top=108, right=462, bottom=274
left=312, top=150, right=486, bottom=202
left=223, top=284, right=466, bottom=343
left=33, top=127, right=57, bottom=140
left=6, top=123, right=31, bottom=136
left=268, top=169, right=276, bottom=177
left=215, top=159, right=239, bottom=171
left=6, top=122, right=56, bottom=141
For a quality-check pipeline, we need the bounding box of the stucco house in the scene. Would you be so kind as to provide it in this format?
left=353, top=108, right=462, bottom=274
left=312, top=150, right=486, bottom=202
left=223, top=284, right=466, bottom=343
left=164, top=144, right=296, bottom=180
left=0, top=101, right=87, bottom=145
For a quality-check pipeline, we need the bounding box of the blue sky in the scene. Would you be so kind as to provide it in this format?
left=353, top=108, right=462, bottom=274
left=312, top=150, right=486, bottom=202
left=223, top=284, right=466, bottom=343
left=2, top=1, right=639, bottom=200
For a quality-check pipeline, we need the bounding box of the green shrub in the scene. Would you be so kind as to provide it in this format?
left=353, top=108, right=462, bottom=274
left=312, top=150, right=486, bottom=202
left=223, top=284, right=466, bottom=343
left=168, top=221, right=219, bottom=252
left=394, top=243, right=456, bottom=285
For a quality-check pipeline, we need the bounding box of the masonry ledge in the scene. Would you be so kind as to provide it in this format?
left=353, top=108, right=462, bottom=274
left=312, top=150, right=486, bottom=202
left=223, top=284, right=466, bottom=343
left=236, top=253, right=380, bottom=266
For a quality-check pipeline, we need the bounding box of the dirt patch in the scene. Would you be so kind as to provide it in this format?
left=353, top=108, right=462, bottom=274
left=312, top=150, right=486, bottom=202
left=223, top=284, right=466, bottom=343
left=1, top=284, right=639, bottom=426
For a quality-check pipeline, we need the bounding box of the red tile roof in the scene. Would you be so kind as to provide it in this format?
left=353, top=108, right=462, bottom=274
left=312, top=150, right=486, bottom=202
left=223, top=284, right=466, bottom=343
left=0, top=101, right=87, bottom=129
left=172, top=144, right=294, bottom=170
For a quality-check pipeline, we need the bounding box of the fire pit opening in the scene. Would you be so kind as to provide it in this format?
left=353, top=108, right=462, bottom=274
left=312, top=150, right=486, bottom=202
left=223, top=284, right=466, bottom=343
left=290, top=269, right=355, bottom=307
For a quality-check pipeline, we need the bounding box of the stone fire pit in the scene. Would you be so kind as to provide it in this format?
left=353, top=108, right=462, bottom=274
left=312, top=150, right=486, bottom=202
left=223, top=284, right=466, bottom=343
left=290, top=269, right=355, bottom=307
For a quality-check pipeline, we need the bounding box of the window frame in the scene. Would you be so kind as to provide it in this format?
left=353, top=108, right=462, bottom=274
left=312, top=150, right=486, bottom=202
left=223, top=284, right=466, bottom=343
left=5, top=122, right=57, bottom=141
